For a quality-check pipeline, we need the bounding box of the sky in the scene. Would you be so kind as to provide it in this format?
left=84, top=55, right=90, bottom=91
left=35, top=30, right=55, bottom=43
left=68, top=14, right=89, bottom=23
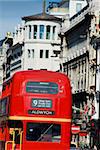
left=0, top=0, right=61, bottom=40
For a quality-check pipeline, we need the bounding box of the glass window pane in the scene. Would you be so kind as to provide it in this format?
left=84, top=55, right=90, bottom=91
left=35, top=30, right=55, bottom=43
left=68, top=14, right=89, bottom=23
left=76, top=3, right=82, bottom=12
left=45, top=50, right=49, bottom=58
left=34, top=25, right=37, bottom=39
left=40, top=25, right=44, bottom=39
left=26, top=123, right=61, bottom=142
left=26, top=81, right=58, bottom=94
left=28, top=49, right=31, bottom=58
left=29, top=25, right=31, bottom=39
left=52, top=26, right=56, bottom=40
left=0, top=97, right=7, bottom=116
left=40, top=50, right=43, bottom=58
left=46, top=26, right=50, bottom=39
left=32, top=49, right=34, bottom=58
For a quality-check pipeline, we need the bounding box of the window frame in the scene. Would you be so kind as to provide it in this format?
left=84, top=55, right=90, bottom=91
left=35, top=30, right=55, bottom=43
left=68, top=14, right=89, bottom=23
left=45, top=50, right=49, bottom=58
left=28, top=49, right=31, bottom=58
left=0, top=97, right=9, bottom=116
left=34, top=25, right=37, bottom=39
left=40, top=49, right=43, bottom=58
left=39, top=25, right=44, bottom=39
left=29, top=25, right=31, bottom=39
left=26, top=81, right=59, bottom=94
left=76, top=3, right=82, bottom=13
left=46, top=25, right=51, bottom=39
left=26, top=122, right=61, bottom=142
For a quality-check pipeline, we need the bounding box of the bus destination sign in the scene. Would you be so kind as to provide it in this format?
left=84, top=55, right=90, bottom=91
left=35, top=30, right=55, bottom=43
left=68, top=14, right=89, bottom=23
left=28, top=110, right=55, bottom=115
left=31, top=98, right=52, bottom=108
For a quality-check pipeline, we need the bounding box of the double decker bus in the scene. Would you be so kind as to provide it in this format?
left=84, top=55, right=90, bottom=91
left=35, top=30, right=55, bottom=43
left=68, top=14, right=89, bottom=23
left=0, top=70, right=72, bottom=150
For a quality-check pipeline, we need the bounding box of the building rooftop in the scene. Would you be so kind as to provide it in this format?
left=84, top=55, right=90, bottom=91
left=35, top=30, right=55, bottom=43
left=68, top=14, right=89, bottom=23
left=22, top=12, right=62, bottom=23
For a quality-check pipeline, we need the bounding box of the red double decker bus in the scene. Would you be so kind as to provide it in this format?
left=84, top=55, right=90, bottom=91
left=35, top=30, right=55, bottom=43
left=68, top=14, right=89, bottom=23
left=0, top=70, right=72, bottom=150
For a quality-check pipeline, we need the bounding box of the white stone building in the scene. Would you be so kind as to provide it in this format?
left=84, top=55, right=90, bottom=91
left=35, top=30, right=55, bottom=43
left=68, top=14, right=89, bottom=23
left=0, top=33, right=13, bottom=94
left=48, top=0, right=87, bottom=18
left=6, top=12, right=62, bottom=79
left=59, top=0, right=100, bottom=148
left=0, top=39, right=4, bottom=96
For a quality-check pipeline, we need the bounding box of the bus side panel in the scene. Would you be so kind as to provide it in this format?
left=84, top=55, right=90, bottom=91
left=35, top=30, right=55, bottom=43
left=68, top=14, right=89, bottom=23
left=61, top=122, right=71, bottom=149
left=22, top=142, right=69, bottom=150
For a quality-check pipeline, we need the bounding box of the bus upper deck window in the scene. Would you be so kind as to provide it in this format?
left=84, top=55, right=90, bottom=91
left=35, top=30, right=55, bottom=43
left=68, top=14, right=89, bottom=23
left=26, top=82, right=58, bottom=94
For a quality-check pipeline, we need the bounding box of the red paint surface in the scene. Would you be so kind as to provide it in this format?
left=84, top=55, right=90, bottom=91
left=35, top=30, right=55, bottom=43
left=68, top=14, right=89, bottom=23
left=0, top=70, right=72, bottom=150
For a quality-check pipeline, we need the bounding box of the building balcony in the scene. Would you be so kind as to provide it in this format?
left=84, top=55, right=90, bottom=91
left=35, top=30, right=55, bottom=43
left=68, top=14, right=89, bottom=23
left=61, top=4, right=91, bottom=34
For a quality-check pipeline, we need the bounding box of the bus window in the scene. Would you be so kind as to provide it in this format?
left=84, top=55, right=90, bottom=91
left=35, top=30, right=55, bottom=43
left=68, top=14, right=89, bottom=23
left=26, top=82, right=58, bottom=94
left=9, top=128, right=22, bottom=144
left=9, top=128, right=14, bottom=141
left=8, top=120, right=23, bottom=144
left=0, top=141, right=5, bottom=150
left=0, top=97, right=8, bottom=116
left=15, top=129, right=22, bottom=144
left=26, top=123, right=61, bottom=142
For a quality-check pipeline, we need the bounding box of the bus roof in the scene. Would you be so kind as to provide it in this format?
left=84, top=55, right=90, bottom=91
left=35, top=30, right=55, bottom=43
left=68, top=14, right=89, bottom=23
left=12, top=70, right=69, bottom=81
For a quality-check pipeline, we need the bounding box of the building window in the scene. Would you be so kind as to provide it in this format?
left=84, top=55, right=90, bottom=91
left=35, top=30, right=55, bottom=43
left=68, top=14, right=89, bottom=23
left=34, top=25, right=37, bottom=39
left=32, top=49, right=34, bottom=58
left=40, top=50, right=43, bottom=58
left=78, top=81, right=80, bottom=90
left=45, top=50, right=49, bottom=58
left=84, top=76, right=86, bottom=89
left=29, top=25, right=31, bottom=39
left=52, top=26, right=56, bottom=40
left=14, top=54, right=18, bottom=59
left=82, top=63, right=84, bottom=73
left=0, top=48, right=3, bottom=55
left=39, top=25, right=44, bottom=39
left=76, top=3, right=82, bottom=13
left=28, top=49, right=31, bottom=58
left=81, top=78, right=83, bottom=89
left=46, top=26, right=50, bottom=39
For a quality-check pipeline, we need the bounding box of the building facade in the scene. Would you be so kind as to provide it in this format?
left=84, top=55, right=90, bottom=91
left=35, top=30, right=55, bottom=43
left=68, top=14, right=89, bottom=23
left=48, top=0, right=87, bottom=18
left=0, top=33, right=13, bottom=95
left=0, top=39, right=5, bottom=96
left=5, top=12, right=62, bottom=79
left=60, top=1, right=100, bottom=148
